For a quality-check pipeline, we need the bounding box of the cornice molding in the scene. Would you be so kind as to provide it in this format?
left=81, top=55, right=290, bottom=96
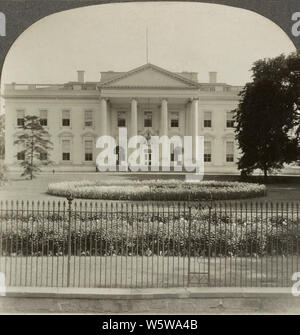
left=100, top=86, right=199, bottom=90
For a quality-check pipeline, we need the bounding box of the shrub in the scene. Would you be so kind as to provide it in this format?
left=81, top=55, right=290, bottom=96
left=0, top=212, right=297, bottom=257
left=47, top=180, right=266, bottom=201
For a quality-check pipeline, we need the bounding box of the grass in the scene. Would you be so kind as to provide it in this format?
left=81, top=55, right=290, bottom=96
left=1, top=173, right=299, bottom=290
left=1, top=255, right=298, bottom=288
left=1, top=172, right=300, bottom=202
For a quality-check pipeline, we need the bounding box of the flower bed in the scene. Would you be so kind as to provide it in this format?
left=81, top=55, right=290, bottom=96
left=0, top=212, right=298, bottom=257
left=47, top=180, right=266, bottom=201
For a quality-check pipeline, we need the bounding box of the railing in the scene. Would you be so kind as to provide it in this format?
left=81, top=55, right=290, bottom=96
left=198, top=85, right=243, bottom=93
left=4, top=83, right=65, bottom=90
left=0, top=200, right=299, bottom=288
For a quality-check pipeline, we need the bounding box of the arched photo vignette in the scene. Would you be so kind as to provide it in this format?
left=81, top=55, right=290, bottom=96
left=0, top=0, right=299, bottom=74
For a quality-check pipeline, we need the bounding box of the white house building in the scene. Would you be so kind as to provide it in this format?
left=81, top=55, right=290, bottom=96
left=3, top=63, right=243, bottom=173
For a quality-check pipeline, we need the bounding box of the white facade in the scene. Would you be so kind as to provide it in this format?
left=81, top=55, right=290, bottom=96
left=3, top=63, right=243, bottom=173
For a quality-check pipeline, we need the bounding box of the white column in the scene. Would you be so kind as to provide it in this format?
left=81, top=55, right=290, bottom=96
left=160, top=98, right=169, bottom=168
left=185, top=101, right=191, bottom=136
left=160, top=98, right=168, bottom=136
left=191, top=98, right=199, bottom=160
left=100, top=98, right=108, bottom=136
left=131, top=98, right=138, bottom=138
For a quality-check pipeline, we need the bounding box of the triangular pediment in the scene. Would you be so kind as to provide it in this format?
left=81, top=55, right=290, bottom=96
left=99, top=63, right=199, bottom=89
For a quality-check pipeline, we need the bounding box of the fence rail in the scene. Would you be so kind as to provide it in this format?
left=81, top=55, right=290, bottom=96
left=0, top=200, right=299, bottom=288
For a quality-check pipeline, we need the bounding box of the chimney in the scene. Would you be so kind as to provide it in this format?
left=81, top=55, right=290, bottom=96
left=209, top=71, right=217, bottom=84
left=77, top=70, right=85, bottom=83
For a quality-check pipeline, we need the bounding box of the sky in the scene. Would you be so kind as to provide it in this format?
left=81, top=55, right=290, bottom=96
left=1, top=2, right=296, bottom=87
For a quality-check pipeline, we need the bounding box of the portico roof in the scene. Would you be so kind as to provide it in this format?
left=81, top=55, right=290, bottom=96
left=98, top=63, right=200, bottom=89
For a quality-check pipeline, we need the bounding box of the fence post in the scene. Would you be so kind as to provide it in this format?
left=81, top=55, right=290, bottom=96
left=66, top=195, right=73, bottom=287
left=187, top=202, right=192, bottom=287
left=207, top=203, right=212, bottom=287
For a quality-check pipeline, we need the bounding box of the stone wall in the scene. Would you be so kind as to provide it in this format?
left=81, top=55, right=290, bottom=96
left=1, top=287, right=299, bottom=314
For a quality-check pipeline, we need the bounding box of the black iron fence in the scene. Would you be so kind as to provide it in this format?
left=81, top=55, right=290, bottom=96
left=0, top=199, right=299, bottom=288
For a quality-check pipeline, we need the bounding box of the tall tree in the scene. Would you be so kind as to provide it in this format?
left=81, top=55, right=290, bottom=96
left=235, top=53, right=300, bottom=179
left=14, top=115, right=53, bottom=179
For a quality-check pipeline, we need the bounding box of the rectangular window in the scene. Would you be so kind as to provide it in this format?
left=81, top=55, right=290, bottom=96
left=226, top=141, right=234, bottom=162
left=118, top=112, right=126, bottom=127
left=84, top=140, right=93, bottom=161
left=40, top=152, right=47, bottom=161
left=62, top=139, right=71, bottom=161
left=226, top=111, right=235, bottom=128
left=39, top=110, right=48, bottom=126
left=17, top=110, right=25, bottom=127
left=84, top=110, right=93, bottom=127
left=144, top=111, right=152, bottom=127
left=62, top=110, right=70, bottom=127
left=62, top=153, right=70, bottom=161
left=170, top=112, right=179, bottom=128
left=17, top=152, right=25, bottom=160
left=204, top=111, right=212, bottom=128
left=204, top=141, right=212, bottom=162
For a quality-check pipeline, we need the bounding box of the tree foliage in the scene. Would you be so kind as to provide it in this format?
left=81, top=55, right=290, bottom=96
left=14, top=115, right=53, bottom=179
left=235, top=53, right=300, bottom=178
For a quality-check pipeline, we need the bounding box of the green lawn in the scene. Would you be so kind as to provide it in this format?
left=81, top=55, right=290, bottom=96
left=1, top=173, right=299, bottom=289
left=1, top=255, right=298, bottom=288
left=1, top=172, right=300, bottom=203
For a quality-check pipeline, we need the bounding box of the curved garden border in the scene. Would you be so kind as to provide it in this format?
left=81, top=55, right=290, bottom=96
left=47, top=180, right=267, bottom=201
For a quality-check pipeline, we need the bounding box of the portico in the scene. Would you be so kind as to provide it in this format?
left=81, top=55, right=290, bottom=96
left=97, top=63, right=201, bottom=168
left=98, top=96, right=199, bottom=167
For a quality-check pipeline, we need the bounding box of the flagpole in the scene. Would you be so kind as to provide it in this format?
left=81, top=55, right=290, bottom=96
left=146, top=27, right=149, bottom=63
